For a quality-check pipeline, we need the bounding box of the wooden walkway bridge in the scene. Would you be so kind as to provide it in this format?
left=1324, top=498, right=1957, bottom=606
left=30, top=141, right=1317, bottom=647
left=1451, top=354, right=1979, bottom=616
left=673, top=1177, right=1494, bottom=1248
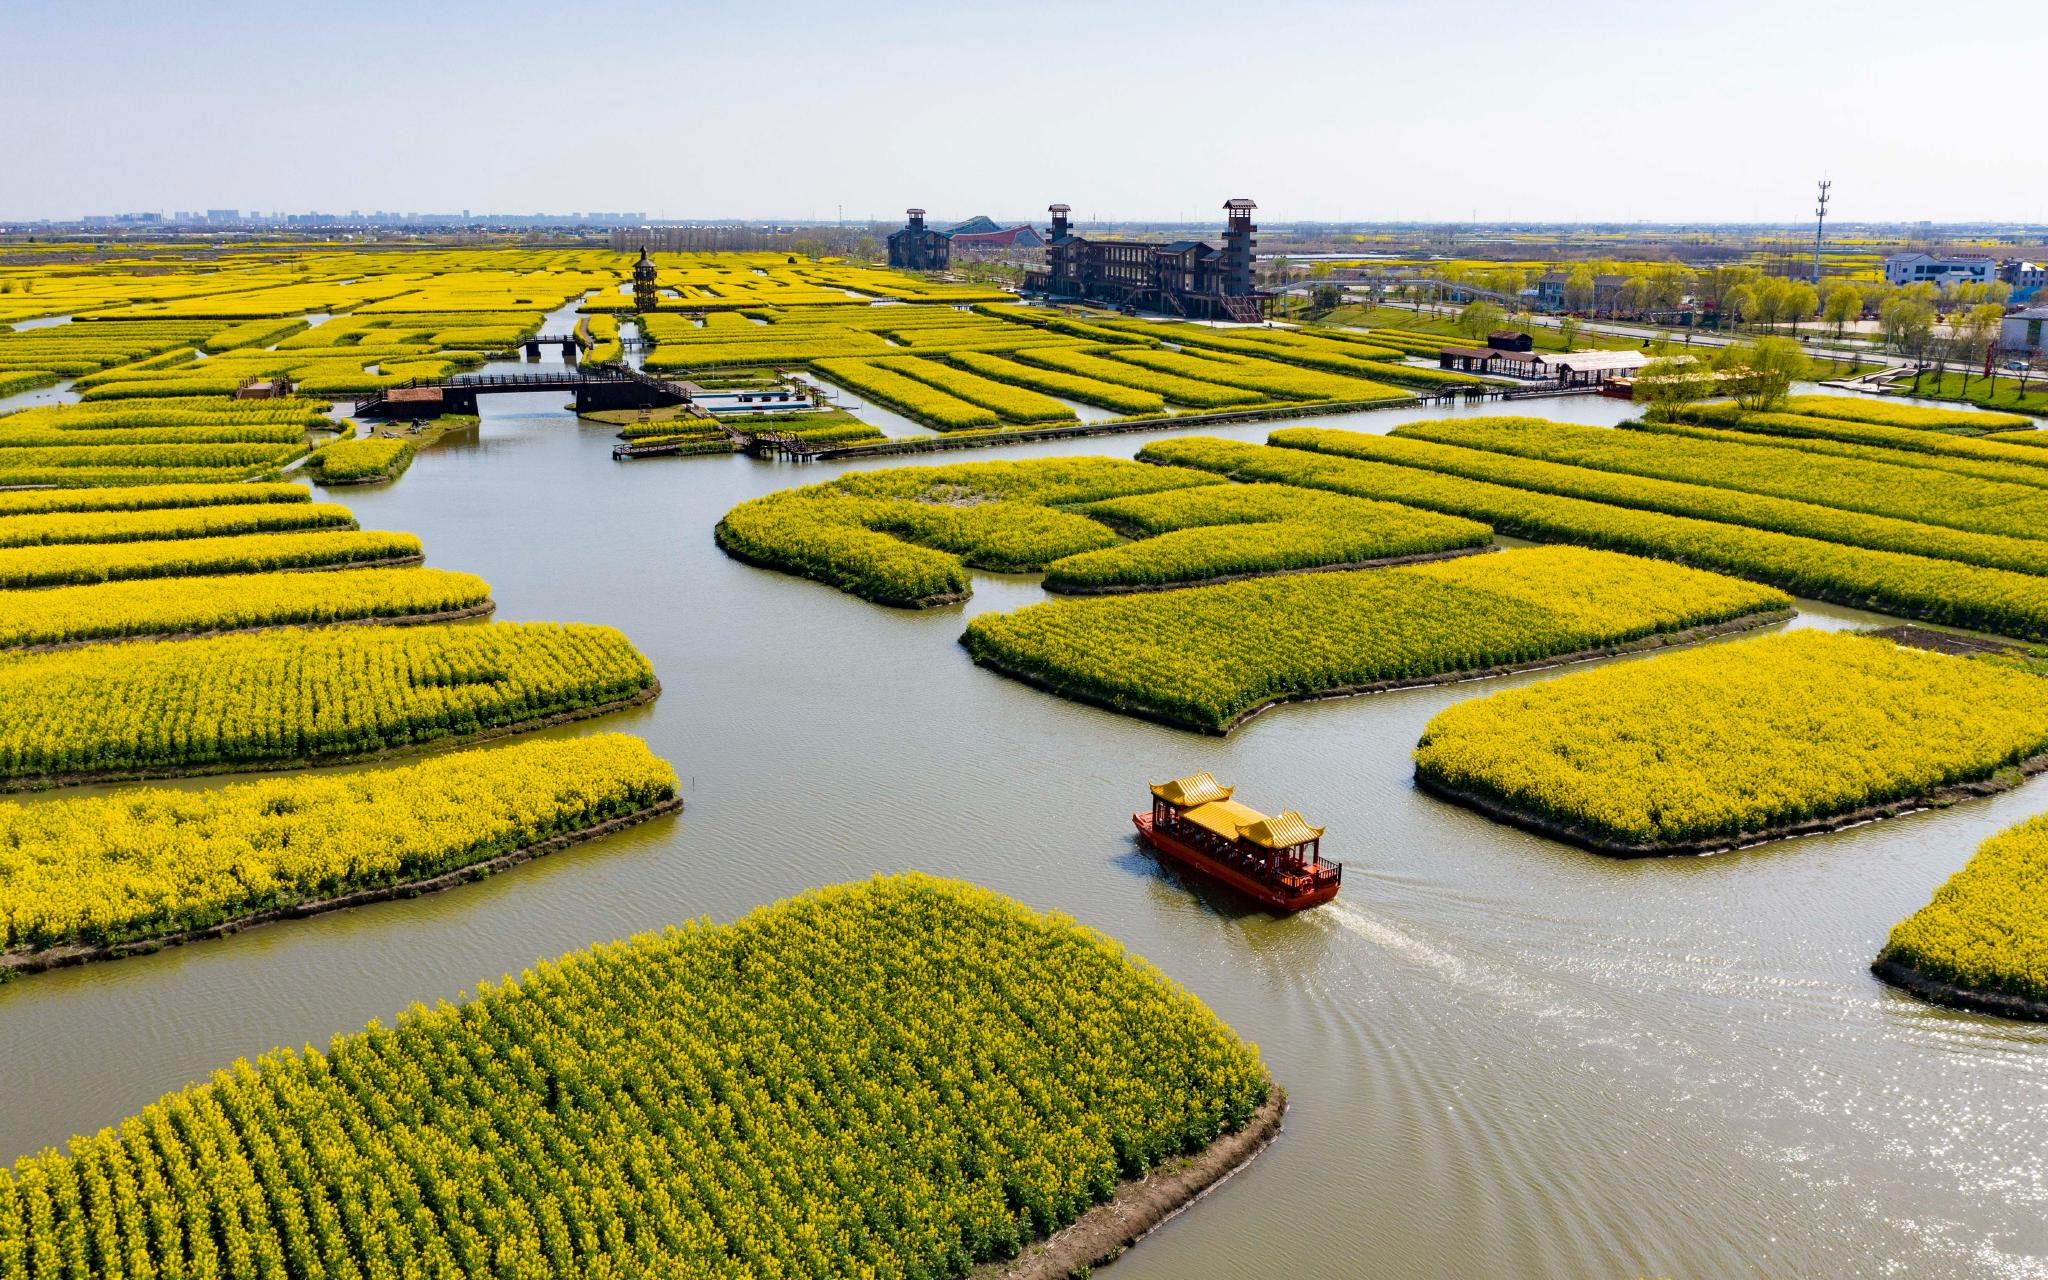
left=518, top=334, right=588, bottom=357
left=353, top=366, right=695, bottom=419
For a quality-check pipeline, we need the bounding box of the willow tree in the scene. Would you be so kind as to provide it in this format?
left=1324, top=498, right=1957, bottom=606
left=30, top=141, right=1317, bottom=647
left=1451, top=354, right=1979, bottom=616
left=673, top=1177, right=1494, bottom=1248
left=1714, top=336, right=1807, bottom=411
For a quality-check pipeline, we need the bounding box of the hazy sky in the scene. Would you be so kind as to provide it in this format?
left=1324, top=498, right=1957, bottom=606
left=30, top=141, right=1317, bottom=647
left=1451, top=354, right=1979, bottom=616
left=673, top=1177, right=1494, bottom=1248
left=3, top=0, right=2041, bottom=225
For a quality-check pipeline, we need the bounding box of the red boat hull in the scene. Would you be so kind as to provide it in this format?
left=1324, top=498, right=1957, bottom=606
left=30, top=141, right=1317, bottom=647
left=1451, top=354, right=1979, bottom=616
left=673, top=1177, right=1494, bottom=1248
left=1133, top=813, right=1340, bottom=912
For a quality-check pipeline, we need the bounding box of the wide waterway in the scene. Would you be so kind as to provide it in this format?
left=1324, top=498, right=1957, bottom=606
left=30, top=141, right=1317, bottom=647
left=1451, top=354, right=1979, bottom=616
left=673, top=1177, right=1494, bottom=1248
left=3, top=372, right=2046, bottom=1279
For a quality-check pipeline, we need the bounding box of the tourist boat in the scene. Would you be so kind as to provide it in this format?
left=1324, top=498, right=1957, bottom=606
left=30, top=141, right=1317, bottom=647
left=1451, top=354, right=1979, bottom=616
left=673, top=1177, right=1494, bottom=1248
left=1134, top=773, right=1342, bottom=912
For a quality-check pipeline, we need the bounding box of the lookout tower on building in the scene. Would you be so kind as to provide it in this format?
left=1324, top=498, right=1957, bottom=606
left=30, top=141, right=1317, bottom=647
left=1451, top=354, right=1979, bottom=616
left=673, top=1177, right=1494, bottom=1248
left=886, top=208, right=951, bottom=271
left=1026, top=196, right=1270, bottom=321
left=1220, top=199, right=1258, bottom=298
left=632, top=247, right=659, bottom=312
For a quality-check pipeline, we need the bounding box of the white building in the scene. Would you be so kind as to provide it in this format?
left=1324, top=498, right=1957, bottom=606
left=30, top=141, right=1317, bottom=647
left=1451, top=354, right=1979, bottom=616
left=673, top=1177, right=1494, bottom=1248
left=2000, top=259, right=2046, bottom=301
left=1535, top=349, right=1651, bottom=386
left=2002, top=305, right=2048, bottom=355
left=1884, top=251, right=1994, bottom=288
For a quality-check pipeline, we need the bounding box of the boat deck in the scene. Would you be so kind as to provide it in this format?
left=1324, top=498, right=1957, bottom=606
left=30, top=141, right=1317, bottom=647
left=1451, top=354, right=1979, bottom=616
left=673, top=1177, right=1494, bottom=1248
left=1134, top=811, right=1341, bottom=912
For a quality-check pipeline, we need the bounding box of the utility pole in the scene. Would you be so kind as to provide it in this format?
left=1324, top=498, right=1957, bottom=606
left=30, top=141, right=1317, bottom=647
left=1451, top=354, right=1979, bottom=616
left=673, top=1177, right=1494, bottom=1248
left=1813, top=178, right=1831, bottom=286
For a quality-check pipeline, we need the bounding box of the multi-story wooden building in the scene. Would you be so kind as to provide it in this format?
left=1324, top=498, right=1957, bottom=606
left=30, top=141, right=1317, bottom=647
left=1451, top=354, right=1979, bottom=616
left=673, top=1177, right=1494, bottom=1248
left=886, top=209, right=950, bottom=271
left=1025, top=199, right=1268, bottom=321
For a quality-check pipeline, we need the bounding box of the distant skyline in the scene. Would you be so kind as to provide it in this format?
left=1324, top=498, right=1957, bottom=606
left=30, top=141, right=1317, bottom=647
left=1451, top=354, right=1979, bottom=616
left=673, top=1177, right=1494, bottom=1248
left=3, top=0, right=2043, bottom=226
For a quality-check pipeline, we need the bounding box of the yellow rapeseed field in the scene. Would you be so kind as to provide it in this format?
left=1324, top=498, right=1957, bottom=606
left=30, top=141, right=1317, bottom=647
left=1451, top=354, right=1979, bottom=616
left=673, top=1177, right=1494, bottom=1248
left=0, top=734, right=676, bottom=954
left=0, top=622, right=655, bottom=786
left=1880, top=814, right=2048, bottom=1007
left=0, top=566, right=491, bottom=648
left=1414, top=629, right=2048, bottom=850
left=0, top=876, right=1266, bottom=1279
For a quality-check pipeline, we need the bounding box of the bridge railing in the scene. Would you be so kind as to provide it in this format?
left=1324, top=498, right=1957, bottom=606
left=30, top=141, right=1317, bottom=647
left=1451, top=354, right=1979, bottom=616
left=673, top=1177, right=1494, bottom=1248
left=352, top=366, right=645, bottom=413
left=444, top=368, right=635, bottom=388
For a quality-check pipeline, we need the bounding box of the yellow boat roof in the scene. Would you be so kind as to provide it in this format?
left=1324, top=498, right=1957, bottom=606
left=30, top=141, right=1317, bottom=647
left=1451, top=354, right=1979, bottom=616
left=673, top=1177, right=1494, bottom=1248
left=1243, top=810, right=1323, bottom=849
left=1180, top=799, right=1270, bottom=842
left=1151, top=772, right=1232, bottom=807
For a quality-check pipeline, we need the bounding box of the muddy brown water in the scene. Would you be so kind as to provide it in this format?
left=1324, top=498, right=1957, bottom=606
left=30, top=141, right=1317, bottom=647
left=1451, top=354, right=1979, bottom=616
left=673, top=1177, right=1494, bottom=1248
left=3, top=370, right=2046, bottom=1279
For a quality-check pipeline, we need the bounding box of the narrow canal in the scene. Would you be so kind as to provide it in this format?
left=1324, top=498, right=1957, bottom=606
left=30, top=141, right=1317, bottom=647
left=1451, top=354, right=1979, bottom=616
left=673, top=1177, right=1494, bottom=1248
left=2, top=383, right=2044, bottom=1279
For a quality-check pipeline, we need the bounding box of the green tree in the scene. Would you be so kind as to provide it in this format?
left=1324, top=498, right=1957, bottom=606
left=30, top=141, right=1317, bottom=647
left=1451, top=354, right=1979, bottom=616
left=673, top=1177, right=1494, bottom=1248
left=1483, top=267, right=1530, bottom=300
left=1696, top=266, right=1759, bottom=324
left=1725, top=283, right=1759, bottom=331
left=1956, top=303, right=2006, bottom=387
left=1562, top=266, right=1597, bottom=313
left=1558, top=315, right=1581, bottom=349
left=1821, top=283, right=1863, bottom=339
left=1634, top=355, right=1715, bottom=421
left=1778, top=280, right=1818, bottom=336
left=1751, top=281, right=1790, bottom=332
left=1646, top=263, right=1694, bottom=311
left=1618, top=275, right=1651, bottom=316
left=1880, top=296, right=1936, bottom=356
left=1457, top=300, right=1506, bottom=340
left=1714, top=336, right=1807, bottom=410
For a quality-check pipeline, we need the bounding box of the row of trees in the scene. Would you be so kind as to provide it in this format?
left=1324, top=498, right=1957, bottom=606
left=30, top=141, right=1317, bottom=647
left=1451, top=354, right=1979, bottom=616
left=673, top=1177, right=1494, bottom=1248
left=1637, top=337, right=1810, bottom=417
left=1429, top=259, right=2018, bottom=336
left=1878, top=288, right=2018, bottom=391
left=1446, top=273, right=2020, bottom=373
left=1450, top=300, right=1599, bottom=359
left=1638, top=324, right=2042, bottom=412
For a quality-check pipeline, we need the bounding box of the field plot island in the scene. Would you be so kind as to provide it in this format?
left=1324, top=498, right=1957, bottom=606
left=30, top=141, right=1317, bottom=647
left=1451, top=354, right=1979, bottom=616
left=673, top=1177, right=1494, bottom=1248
left=0, top=878, right=1276, bottom=1278
left=1414, top=630, right=2048, bottom=855
left=962, top=545, right=1790, bottom=733
left=717, top=456, right=1492, bottom=607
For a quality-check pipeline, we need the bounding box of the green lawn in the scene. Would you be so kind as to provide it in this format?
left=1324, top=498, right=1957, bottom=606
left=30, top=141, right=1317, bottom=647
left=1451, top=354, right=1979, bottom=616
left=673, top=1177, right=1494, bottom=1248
left=1890, top=370, right=2048, bottom=417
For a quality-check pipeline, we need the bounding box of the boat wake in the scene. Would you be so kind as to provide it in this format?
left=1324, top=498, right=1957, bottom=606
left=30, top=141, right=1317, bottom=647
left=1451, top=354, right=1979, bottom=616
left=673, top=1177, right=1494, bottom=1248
left=1322, top=898, right=1595, bottom=1022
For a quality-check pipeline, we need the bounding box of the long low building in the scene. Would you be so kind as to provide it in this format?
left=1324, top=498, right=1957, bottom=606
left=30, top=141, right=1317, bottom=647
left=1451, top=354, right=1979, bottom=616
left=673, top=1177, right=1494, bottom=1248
left=1437, top=344, right=1647, bottom=383
left=1538, top=349, right=1651, bottom=386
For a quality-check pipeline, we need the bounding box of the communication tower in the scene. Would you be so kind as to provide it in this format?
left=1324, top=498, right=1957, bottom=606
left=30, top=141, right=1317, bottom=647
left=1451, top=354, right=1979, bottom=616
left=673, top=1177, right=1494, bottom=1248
left=1813, top=179, right=1831, bottom=285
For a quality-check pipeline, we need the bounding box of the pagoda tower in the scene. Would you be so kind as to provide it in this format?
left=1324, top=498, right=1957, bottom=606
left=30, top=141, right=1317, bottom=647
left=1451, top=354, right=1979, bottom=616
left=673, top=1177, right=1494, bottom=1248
left=632, top=247, right=658, bottom=312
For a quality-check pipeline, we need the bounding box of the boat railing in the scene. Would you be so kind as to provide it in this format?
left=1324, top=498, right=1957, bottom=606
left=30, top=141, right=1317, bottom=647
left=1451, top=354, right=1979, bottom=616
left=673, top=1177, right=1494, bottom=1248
left=1161, top=813, right=1330, bottom=886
